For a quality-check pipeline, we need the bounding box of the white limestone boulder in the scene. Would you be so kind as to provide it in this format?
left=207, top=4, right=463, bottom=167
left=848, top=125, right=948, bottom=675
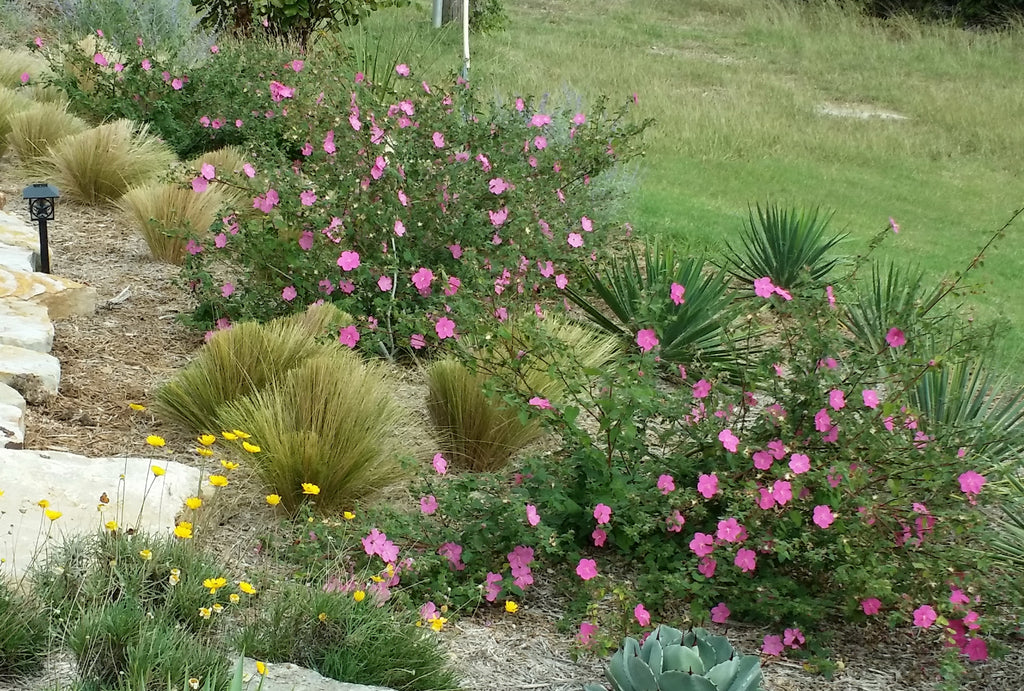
left=0, top=298, right=54, bottom=353
left=240, top=658, right=395, bottom=691
left=0, top=209, right=40, bottom=256
left=0, top=449, right=204, bottom=580
left=0, top=343, right=60, bottom=400
left=0, top=242, right=36, bottom=273
left=0, top=267, right=96, bottom=320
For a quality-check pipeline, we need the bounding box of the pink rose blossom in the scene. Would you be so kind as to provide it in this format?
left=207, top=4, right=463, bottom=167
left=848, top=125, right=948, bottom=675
left=813, top=505, right=835, bottom=529
left=693, top=379, right=712, bottom=398
left=666, top=510, right=685, bottom=532
left=591, top=528, right=607, bottom=547
left=734, top=548, right=756, bottom=573
left=861, top=598, right=882, bottom=615
left=567, top=232, right=584, bottom=248
left=395, top=63, right=410, bottom=76
left=281, top=285, right=297, bottom=302
left=754, top=276, right=775, bottom=298
left=670, top=282, right=685, bottom=305
left=593, top=504, right=612, bottom=525
left=718, top=428, right=739, bottom=453
left=913, top=604, right=937, bottom=628
left=656, top=474, right=675, bottom=495
left=753, top=450, right=773, bottom=471
left=862, top=389, right=880, bottom=408
left=526, top=504, right=540, bottom=526
left=789, top=453, right=811, bottom=474
left=377, top=275, right=393, bottom=292
left=636, top=328, right=659, bottom=352
left=337, top=251, right=360, bottom=271
left=886, top=327, right=906, bottom=348
left=689, top=532, right=714, bottom=557
left=578, top=621, right=597, bottom=645
left=762, top=635, right=784, bottom=656
left=529, top=397, right=552, bottom=410
left=829, top=389, right=846, bottom=410
left=633, top=604, right=651, bottom=627
left=420, top=495, right=438, bottom=515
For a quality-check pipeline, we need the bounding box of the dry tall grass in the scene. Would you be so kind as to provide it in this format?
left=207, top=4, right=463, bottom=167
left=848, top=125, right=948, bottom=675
left=0, top=87, right=35, bottom=158
left=0, top=48, right=47, bottom=89
left=34, top=120, right=174, bottom=204
left=117, top=182, right=230, bottom=264
left=6, top=102, right=88, bottom=161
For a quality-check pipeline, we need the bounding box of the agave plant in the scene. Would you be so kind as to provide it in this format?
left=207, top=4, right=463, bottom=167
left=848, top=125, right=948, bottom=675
left=724, top=203, right=846, bottom=291
left=565, top=241, right=743, bottom=368
left=583, top=625, right=764, bottom=691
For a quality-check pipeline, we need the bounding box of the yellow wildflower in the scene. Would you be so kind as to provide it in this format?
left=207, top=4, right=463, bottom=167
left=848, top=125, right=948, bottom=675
left=105, top=520, right=118, bottom=531
left=139, top=549, right=152, bottom=561
left=212, top=603, right=224, bottom=614
left=505, top=600, right=519, bottom=614
left=185, top=497, right=202, bottom=510
left=318, top=612, right=327, bottom=623
left=301, top=483, right=320, bottom=495
left=256, top=661, right=267, bottom=676
left=195, top=447, right=214, bottom=457
left=266, top=494, right=281, bottom=506
left=198, top=607, right=211, bottom=619
left=343, top=511, right=355, bottom=520
left=174, top=522, right=193, bottom=539
left=353, top=590, right=366, bottom=602
left=220, top=460, right=239, bottom=470
left=229, top=593, right=240, bottom=604
left=146, top=435, right=165, bottom=447
left=203, top=577, right=227, bottom=594
left=129, top=403, right=146, bottom=411
left=429, top=616, right=447, bottom=632
left=151, top=465, right=165, bottom=477
left=45, top=509, right=62, bottom=521
left=232, top=429, right=251, bottom=439
left=242, top=441, right=261, bottom=453
left=239, top=581, right=256, bottom=595
left=208, top=475, right=228, bottom=487
left=169, top=568, right=181, bottom=585
left=221, top=431, right=238, bottom=441
left=198, top=434, right=216, bottom=446
left=37, top=499, right=49, bottom=508
left=370, top=575, right=383, bottom=583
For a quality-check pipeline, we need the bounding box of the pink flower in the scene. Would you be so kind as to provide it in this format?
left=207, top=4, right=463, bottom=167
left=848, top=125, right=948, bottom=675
left=529, top=397, right=552, bottom=410
left=783, top=628, right=805, bottom=649
left=567, top=232, right=584, bottom=248
left=717, top=517, right=746, bottom=542
left=93, top=53, right=108, bottom=67
left=789, top=453, right=810, bottom=474
left=772, top=480, right=792, bottom=505
left=530, top=113, right=551, bottom=127
left=578, top=621, right=597, bottom=645
left=420, top=495, right=438, bottom=515
left=633, top=604, right=651, bottom=627
left=432, top=131, right=445, bottom=148
left=171, top=78, right=184, bottom=90
left=697, top=473, right=719, bottom=498
left=489, top=178, right=510, bottom=194
left=886, top=327, right=906, bottom=348
left=718, top=429, right=739, bottom=453
left=573, top=112, right=586, bottom=125
left=220, top=283, right=234, bottom=298
left=636, top=328, right=659, bottom=352
left=753, top=450, right=773, bottom=471
left=361, top=528, right=399, bottom=563
left=432, top=453, right=448, bottom=475
left=656, top=474, right=675, bottom=495
left=141, top=59, right=152, bottom=71
left=526, top=504, right=540, bottom=526
left=862, top=389, right=880, bottom=408
left=410, top=334, right=426, bottom=350
left=813, top=505, right=835, bottom=529
left=438, top=542, right=465, bottom=570
left=689, top=532, right=714, bottom=557
left=281, top=285, right=297, bottom=302
left=861, top=597, right=882, bottom=615
left=289, top=59, right=303, bottom=71
left=484, top=573, right=503, bottom=602
left=449, top=244, right=462, bottom=259
left=323, top=130, right=336, bottom=154
left=191, top=177, right=208, bottom=193
left=411, top=267, right=435, bottom=293
left=826, top=285, right=836, bottom=308
left=754, top=276, right=775, bottom=298
left=371, top=155, right=386, bottom=179
left=435, top=317, right=456, bottom=339
left=268, top=80, right=295, bottom=101
left=337, top=251, right=360, bottom=271
left=963, top=638, right=988, bottom=661
left=670, top=282, right=685, bottom=305
left=555, top=274, right=568, bottom=290
left=593, top=503, right=612, bottom=525
left=762, top=635, right=784, bottom=656
left=338, top=325, right=360, bottom=348
left=829, top=389, right=846, bottom=410
left=958, top=470, right=986, bottom=497
left=488, top=207, right=508, bottom=226
left=242, top=163, right=255, bottom=178
left=591, top=528, right=607, bottom=546
left=210, top=44, right=220, bottom=54
left=533, top=135, right=547, bottom=149
left=889, top=216, right=900, bottom=234
left=576, top=558, right=598, bottom=580
left=300, top=189, right=317, bottom=206
left=580, top=216, right=593, bottom=232
left=697, top=556, right=716, bottom=578
left=711, top=602, right=730, bottom=623
left=19, top=72, right=29, bottom=84
left=377, top=275, right=393, bottom=292
left=666, top=510, right=685, bottom=532
left=693, top=379, right=712, bottom=398
left=734, top=548, right=756, bottom=572
left=395, top=63, right=410, bottom=76
left=913, top=604, right=937, bottom=628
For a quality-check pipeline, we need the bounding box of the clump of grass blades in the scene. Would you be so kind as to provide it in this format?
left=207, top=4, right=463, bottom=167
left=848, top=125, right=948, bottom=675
left=153, top=305, right=352, bottom=434
left=0, top=86, right=35, bottom=158
left=117, top=182, right=231, bottom=264
left=0, top=48, right=46, bottom=89
left=236, top=584, right=457, bottom=691
left=5, top=101, right=88, bottom=161
left=34, top=119, right=174, bottom=203
left=188, top=146, right=247, bottom=177
left=217, top=353, right=410, bottom=513
left=0, top=581, right=48, bottom=681
left=724, top=203, right=846, bottom=291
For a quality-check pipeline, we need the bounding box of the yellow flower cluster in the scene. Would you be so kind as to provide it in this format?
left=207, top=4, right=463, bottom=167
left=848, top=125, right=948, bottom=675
left=174, top=522, right=193, bottom=539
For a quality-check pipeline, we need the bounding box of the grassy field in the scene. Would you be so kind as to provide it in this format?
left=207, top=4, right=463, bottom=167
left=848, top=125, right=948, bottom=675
left=342, top=0, right=1024, bottom=363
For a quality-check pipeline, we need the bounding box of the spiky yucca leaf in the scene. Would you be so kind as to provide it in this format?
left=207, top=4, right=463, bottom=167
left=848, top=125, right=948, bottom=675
left=724, top=203, right=846, bottom=290
left=6, top=102, right=88, bottom=161
left=426, top=359, right=542, bottom=473
left=154, top=311, right=347, bottom=433
left=218, top=354, right=410, bottom=513
left=117, top=182, right=231, bottom=264
left=35, top=120, right=174, bottom=203
left=986, top=472, right=1024, bottom=572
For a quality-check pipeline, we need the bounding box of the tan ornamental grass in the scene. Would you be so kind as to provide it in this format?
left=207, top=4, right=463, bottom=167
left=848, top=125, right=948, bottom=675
left=34, top=119, right=174, bottom=204
left=217, top=353, right=410, bottom=513
left=6, top=101, right=88, bottom=161
left=0, top=86, right=36, bottom=158
left=117, top=182, right=231, bottom=264
left=0, top=48, right=48, bottom=90
left=188, top=146, right=247, bottom=178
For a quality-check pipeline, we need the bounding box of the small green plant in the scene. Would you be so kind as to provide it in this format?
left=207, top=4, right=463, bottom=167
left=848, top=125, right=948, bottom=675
left=217, top=352, right=412, bottom=512
left=0, top=581, right=48, bottom=682
left=236, top=584, right=457, bottom=691
left=723, top=203, right=846, bottom=292
left=33, top=119, right=175, bottom=204
left=118, top=182, right=232, bottom=264
left=583, top=625, right=763, bottom=691
left=5, top=101, right=89, bottom=160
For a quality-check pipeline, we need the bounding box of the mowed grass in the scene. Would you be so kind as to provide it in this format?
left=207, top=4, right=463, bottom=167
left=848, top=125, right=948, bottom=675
left=340, top=0, right=1024, bottom=361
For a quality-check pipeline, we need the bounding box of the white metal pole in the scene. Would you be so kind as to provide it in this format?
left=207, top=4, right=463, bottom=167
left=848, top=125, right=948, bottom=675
left=432, top=0, right=442, bottom=28
left=462, top=0, right=470, bottom=80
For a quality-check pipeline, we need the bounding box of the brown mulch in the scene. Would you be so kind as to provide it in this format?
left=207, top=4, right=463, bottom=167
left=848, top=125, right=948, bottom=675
left=2, top=159, right=1023, bottom=691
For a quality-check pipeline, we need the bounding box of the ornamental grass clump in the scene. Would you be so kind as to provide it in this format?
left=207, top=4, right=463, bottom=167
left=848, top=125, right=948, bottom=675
left=0, top=48, right=46, bottom=89
left=0, top=87, right=35, bottom=158
left=118, top=181, right=231, bottom=263
left=217, top=352, right=411, bottom=512
left=0, top=581, right=48, bottom=682
left=154, top=305, right=351, bottom=433
left=6, top=101, right=88, bottom=161
left=34, top=119, right=174, bottom=203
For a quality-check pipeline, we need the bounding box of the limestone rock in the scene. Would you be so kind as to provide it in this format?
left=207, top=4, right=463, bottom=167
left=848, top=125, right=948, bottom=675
left=0, top=343, right=60, bottom=399
left=0, top=298, right=54, bottom=353
left=0, top=383, right=26, bottom=449
left=240, top=658, right=395, bottom=691
left=0, top=382, right=24, bottom=412
left=0, top=449, right=204, bottom=580
left=0, top=267, right=96, bottom=319
left=0, top=209, right=40, bottom=255
left=0, top=242, right=36, bottom=273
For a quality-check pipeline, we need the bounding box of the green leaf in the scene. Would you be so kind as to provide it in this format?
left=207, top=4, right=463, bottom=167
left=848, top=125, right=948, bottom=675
left=725, top=655, right=763, bottom=691
left=662, top=644, right=704, bottom=674
left=625, top=654, right=658, bottom=691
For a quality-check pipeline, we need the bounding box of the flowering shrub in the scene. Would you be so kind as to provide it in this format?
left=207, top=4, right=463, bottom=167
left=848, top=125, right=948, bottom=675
left=180, top=66, right=648, bottom=357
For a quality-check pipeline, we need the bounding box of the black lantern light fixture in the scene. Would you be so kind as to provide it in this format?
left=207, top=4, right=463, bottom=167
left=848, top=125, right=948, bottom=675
left=22, top=182, right=59, bottom=274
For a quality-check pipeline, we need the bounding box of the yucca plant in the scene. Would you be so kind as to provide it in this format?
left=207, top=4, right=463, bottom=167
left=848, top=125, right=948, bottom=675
left=986, top=472, right=1024, bottom=574
left=5, top=101, right=88, bottom=161
left=724, top=203, right=846, bottom=291
left=117, top=182, right=231, bottom=263
left=217, top=353, right=411, bottom=512
left=153, top=306, right=351, bottom=433
left=565, top=241, right=743, bottom=369
left=33, top=119, right=174, bottom=203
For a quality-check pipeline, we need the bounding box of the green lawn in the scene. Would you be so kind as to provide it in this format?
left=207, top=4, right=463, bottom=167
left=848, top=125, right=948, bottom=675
left=342, top=0, right=1024, bottom=362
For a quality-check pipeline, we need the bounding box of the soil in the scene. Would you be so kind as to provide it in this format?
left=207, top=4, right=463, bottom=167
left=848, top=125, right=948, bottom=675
left=1, top=160, right=1022, bottom=691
